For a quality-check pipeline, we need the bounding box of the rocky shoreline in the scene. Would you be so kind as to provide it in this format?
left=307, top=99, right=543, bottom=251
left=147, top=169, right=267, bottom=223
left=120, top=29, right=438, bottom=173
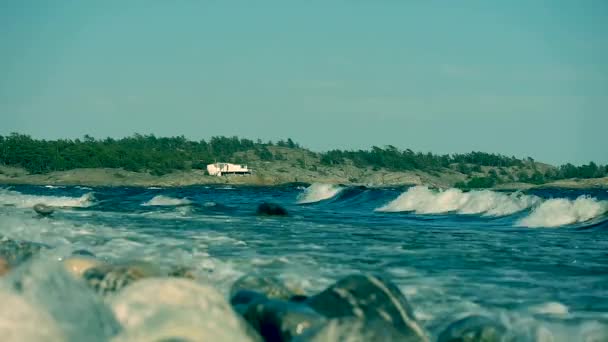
left=1, top=166, right=607, bottom=190
left=0, top=234, right=516, bottom=342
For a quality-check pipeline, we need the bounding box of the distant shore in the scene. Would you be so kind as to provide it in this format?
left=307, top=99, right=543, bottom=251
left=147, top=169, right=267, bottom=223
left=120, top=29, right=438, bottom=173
left=1, top=166, right=606, bottom=190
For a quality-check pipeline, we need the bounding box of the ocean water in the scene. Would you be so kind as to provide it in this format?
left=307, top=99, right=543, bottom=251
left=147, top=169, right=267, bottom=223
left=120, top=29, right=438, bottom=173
left=1, top=183, right=608, bottom=340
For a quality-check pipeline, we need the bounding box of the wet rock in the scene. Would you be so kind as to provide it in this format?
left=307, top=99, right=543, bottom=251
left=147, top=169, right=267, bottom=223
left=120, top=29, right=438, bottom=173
left=437, top=315, right=506, bottom=342
left=1, top=259, right=121, bottom=342
left=0, top=238, right=49, bottom=267
left=306, top=274, right=428, bottom=342
left=83, top=261, right=162, bottom=295
left=63, top=256, right=104, bottom=277
left=110, top=278, right=261, bottom=342
left=242, top=297, right=326, bottom=342
left=294, top=317, right=412, bottom=342
left=231, top=274, right=295, bottom=300
left=33, top=203, right=54, bottom=217
left=256, top=202, right=288, bottom=216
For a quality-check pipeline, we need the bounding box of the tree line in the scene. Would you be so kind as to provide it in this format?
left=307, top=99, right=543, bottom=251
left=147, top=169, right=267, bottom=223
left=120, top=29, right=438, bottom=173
left=0, top=133, right=605, bottom=183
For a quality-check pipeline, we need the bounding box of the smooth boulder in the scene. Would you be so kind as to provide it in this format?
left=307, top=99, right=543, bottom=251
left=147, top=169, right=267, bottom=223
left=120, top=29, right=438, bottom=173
left=33, top=203, right=54, bottom=217
left=110, top=278, right=261, bottom=342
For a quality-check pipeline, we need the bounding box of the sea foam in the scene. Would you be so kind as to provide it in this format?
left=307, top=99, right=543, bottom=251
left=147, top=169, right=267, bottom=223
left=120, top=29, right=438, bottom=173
left=377, top=186, right=540, bottom=216
left=0, top=189, right=94, bottom=208
left=142, top=195, right=191, bottom=206
left=297, top=183, right=343, bottom=204
left=517, top=196, right=608, bottom=228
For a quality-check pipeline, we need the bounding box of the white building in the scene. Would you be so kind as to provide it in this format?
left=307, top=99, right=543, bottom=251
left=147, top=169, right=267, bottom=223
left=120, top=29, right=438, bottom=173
left=207, top=163, right=251, bottom=176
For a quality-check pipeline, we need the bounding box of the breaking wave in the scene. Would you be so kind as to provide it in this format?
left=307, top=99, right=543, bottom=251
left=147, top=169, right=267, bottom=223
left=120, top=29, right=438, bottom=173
left=377, top=186, right=541, bottom=216
left=142, top=195, right=192, bottom=206
left=517, top=196, right=608, bottom=228
left=0, top=189, right=94, bottom=208
left=297, top=183, right=344, bottom=204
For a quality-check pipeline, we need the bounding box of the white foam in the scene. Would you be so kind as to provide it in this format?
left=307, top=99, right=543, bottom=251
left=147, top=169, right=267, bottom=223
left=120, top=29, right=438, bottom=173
left=297, top=183, right=343, bottom=204
left=142, top=195, right=191, bottom=206
left=529, top=302, right=569, bottom=316
left=377, top=186, right=540, bottom=216
left=518, top=196, right=608, bottom=228
left=0, top=189, right=94, bottom=208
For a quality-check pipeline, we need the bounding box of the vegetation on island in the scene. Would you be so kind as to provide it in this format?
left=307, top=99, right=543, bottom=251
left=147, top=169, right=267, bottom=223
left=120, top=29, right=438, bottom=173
left=0, top=133, right=606, bottom=188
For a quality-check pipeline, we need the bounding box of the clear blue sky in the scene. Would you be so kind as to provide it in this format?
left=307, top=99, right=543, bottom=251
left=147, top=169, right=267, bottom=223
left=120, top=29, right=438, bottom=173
left=1, top=1, right=606, bottom=165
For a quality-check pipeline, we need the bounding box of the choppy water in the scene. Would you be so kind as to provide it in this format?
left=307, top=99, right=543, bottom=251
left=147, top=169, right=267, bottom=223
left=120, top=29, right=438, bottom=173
left=1, top=184, right=608, bottom=340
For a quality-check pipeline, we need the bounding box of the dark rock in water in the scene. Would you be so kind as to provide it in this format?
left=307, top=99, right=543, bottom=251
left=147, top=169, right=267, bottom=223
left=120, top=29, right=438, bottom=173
left=242, top=297, right=326, bottom=342
left=437, top=315, right=506, bottom=342
left=256, top=202, right=288, bottom=216
left=231, top=274, right=295, bottom=300
left=0, top=238, right=50, bottom=267
left=306, top=274, right=428, bottom=342
left=289, top=295, right=309, bottom=303
left=72, top=249, right=96, bottom=257
left=294, top=317, right=411, bottom=342
left=83, top=262, right=162, bottom=295
left=33, top=203, right=54, bottom=217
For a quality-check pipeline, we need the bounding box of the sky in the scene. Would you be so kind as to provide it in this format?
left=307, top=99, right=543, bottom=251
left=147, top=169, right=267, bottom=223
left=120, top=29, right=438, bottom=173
left=1, top=1, right=607, bottom=165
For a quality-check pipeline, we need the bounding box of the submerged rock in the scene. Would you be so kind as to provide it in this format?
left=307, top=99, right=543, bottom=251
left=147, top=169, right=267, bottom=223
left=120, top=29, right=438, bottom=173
left=256, top=202, right=289, bottom=216
left=110, top=278, right=261, bottom=341
left=1, top=259, right=121, bottom=342
left=83, top=261, right=162, bottom=295
left=33, top=203, right=54, bottom=217
left=231, top=274, right=295, bottom=301
left=242, top=297, right=326, bottom=342
left=437, top=315, right=507, bottom=342
left=306, top=274, right=428, bottom=342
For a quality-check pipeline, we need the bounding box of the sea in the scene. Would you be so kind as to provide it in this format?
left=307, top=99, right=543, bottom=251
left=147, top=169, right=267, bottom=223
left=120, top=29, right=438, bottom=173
left=1, top=183, right=607, bottom=340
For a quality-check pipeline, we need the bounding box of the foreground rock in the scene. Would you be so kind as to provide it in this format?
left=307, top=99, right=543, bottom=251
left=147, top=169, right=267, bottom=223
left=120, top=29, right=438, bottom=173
left=437, top=315, right=507, bottom=342
left=231, top=274, right=429, bottom=342
left=256, top=202, right=289, bottom=216
left=0, top=290, right=66, bottom=342
left=1, top=259, right=121, bottom=341
left=110, top=278, right=261, bottom=341
left=295, top=317, right=413, bottom=342
left=305, top=274, right=428, bottom=342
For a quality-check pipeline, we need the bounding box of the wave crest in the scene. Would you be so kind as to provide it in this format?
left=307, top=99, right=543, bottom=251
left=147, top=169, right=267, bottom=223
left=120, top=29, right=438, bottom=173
left=143, top=195, right=191, bottom=206
left=0, top=189, right=94, bottom=208
left=377, top=186, right=540, bottom=216
left=517, top=196, right=608, bottom=228
left=297, top=183, right=343, bottom=204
